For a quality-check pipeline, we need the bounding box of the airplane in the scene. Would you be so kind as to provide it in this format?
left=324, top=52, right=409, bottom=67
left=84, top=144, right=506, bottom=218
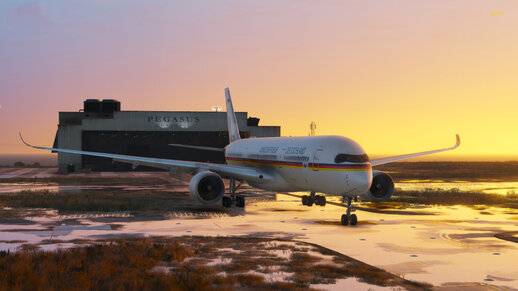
left=20, top=88, right=460, bottom=226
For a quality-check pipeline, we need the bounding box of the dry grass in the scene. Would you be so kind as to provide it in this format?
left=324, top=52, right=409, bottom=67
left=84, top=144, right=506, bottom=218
left=0, top=239, right=200, bottom=290
left=0, top=189, right=225, bottom=214
left=345, top=264, right=391, bottom=285
left=0, top=237, right=432, bottom=291
left=0, top=176, right=166, bottom=185
left=290, top=252, right=321, bottom=265
left=233, top=273, right=265, bottom=286
left=0, top=208, right=48, bottom=219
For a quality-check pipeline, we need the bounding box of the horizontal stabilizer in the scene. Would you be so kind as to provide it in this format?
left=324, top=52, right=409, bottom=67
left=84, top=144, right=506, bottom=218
left=168, top=144, right=225, bottom=152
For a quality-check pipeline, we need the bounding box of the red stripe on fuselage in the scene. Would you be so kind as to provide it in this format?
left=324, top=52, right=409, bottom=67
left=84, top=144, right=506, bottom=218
left=316, top=164, right=371, bottom=169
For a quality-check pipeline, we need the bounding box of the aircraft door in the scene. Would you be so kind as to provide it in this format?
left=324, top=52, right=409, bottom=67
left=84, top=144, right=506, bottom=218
left=312, top=149, right=323, bottom=171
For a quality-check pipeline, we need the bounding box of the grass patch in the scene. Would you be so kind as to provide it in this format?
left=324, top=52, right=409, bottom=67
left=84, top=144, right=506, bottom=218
left=0, top=237, right=432, bottom=290
left=0, top=208, right=49, bottom=219
left=233, top=273, right=265, bottom=286
left=290, top=252, right=321, bottom=265
left=0, top=176, right=167, bottom=185
left=0, top=239, right=213, bottom=290
left=0, top=189, right=225, bottom=214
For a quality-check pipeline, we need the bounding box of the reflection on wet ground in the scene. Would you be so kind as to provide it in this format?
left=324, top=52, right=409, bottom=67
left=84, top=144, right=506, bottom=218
left=1, top=170, right=518, bottom=290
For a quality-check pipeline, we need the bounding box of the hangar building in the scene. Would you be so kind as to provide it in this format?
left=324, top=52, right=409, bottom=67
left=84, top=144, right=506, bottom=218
left=54, top=99, right=280, bottom=173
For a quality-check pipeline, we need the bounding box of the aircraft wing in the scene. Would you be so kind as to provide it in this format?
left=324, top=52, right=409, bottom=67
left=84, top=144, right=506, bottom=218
left=370, top=134, right=460, bottom=166
left=19, top=133, right=272, bottom=183
left=168, top=144, right=225, bottom=152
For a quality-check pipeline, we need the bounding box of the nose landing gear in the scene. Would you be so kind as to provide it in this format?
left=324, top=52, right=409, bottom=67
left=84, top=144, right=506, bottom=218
left=301, top=192, right=326, bottom=206
left=341, top=196, right=358, bottom=226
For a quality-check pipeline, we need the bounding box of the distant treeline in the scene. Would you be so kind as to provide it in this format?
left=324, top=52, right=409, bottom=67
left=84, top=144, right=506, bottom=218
left=0, top=154, right=56, bottom=167
left=13, top=161, right=40, bottom=167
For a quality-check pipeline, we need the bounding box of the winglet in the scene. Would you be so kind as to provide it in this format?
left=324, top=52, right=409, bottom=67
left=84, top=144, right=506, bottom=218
left=19, top=131, right=31, bottom=147
left=19, top=132, right=46, bottom=150
left=454, top=134, right=461, bottom=148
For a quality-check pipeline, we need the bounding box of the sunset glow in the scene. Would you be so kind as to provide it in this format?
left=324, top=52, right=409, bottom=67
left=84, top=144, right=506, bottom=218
left=1, top=1, right=517, bottom=160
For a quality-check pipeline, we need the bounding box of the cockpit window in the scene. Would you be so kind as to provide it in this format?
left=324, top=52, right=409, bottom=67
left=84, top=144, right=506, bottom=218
left=335, top=154, right=370, bottom=163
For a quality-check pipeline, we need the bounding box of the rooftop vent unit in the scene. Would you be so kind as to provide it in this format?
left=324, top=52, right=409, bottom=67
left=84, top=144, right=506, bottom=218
left=84, top=99, right=102, bottom=113
left=83, top=99, right=121, bottom=113
left=247, top=117, right=260, bottom=127
left=101, top=99, right=121, bottom=113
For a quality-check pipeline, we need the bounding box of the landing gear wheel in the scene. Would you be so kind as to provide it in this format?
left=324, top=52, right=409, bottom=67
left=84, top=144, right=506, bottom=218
left=236, top=196, right=245, bottom=208
left=350, top=214, right=358, bottom=226
left=341, top=214, right=349, bottom=226
left=222, top=196, right=232, bottom=208
left=303, top=195, right=314, bottom=207
left=340, top=196, right=358, bottom=226
left=315, top=195, right=326, bottom=206
left=306, top=196, right=314, bottom=207
left=227, top=178, right=244, bottom=208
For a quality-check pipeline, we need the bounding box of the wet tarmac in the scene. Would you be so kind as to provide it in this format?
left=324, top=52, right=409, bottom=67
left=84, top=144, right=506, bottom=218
left=1, top=169, right=518, bottom=289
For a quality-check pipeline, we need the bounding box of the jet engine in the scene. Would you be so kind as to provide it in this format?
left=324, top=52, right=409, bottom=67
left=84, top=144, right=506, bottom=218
left=359, top=170, right=394, bottom=202
left=189, top=171, right=226, bottom=204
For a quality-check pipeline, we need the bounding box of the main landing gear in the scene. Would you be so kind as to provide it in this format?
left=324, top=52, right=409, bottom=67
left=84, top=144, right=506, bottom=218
left=341, top=196, right=358, bottom=226
left=222, top=179, right=245, bottom=208
left=301, top=191, right=326, bottom=206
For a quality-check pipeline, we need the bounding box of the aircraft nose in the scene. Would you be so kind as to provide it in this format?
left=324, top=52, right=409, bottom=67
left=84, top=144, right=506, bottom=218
left=348, top=168, right=372, bottom=193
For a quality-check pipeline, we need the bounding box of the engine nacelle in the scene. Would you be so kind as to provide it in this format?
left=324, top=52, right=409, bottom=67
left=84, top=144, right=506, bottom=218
left=359, top=170, right=394, bottom=202
left=189, top=171, right=226, bottom=204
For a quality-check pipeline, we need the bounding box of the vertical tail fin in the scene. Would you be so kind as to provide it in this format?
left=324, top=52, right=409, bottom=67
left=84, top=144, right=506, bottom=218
left=225, top=88, right=241, bottom=143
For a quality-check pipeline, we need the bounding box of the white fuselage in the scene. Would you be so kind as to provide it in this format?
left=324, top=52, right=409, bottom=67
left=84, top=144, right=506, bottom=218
left=225, top=135, right=372, bottom=196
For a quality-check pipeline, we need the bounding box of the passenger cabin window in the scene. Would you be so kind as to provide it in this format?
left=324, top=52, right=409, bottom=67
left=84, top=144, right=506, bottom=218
left=335, top=154, right=370, bottom=163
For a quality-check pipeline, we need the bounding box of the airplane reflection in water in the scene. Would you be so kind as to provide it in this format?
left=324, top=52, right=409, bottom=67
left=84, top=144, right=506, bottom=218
left=21, top=88, right=460, bottom=225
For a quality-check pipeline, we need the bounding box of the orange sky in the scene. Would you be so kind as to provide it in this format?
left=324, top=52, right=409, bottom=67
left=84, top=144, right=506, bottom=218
left=1, top=1, right=517, bottom=160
